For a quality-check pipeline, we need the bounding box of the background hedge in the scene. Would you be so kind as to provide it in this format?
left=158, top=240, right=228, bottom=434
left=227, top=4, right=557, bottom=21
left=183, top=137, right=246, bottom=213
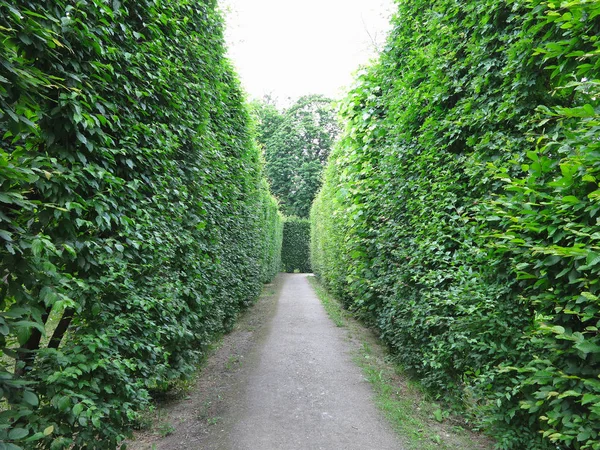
left=0, top=0, right=282, bottom=448
left=281, top=217, right=311, bottom=273
left=311, top=0, right=599, bottom=448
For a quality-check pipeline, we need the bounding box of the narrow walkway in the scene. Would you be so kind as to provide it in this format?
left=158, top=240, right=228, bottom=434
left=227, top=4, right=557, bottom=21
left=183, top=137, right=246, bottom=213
left=227, top=273, right=403, bottom=450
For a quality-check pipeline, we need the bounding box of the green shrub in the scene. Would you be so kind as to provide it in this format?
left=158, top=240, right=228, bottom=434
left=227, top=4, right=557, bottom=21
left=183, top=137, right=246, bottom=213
left=0, top=0, right=281, bottom=448
left=282, top=217, right=311, bottom=273
left=311, top=0, right=600, bottom=448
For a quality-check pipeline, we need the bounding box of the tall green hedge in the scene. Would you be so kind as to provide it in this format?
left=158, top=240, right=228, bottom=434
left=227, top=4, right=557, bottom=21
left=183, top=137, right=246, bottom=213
left=311, top=0, right=599, bottom=448
left=282, top=217, right=311, bottom=273
left=258, top=179, right=284, bottom=283
left=0, top=0, right=282, bottom=448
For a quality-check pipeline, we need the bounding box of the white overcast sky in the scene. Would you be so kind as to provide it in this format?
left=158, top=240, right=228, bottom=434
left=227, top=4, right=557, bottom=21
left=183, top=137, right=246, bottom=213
left=219, top=0, right=395, bottom=105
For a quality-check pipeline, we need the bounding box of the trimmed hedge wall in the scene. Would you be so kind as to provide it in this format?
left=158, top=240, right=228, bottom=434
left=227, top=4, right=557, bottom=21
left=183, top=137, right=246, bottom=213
left=258, top=181, right=284, bottom=283
left=282, top=217, right=311, bottom=273
left=0, top=1, right=282, bottom=448
left=311, top=0, right=599, bottom=448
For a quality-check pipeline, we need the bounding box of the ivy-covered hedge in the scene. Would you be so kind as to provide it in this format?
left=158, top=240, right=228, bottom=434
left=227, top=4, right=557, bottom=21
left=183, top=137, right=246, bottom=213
left=0, top=1, right=282, bottom=448
left=311, top=0, right=599, bottom=448
left=282, top=217, right=311, bottom=273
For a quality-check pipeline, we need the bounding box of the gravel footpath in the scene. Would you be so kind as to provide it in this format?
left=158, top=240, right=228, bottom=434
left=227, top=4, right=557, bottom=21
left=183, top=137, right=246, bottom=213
left=226, top=273, right=403, bottom=450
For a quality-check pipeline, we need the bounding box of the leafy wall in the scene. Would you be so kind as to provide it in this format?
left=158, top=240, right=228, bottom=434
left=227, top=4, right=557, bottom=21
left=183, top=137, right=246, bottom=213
left=0, top=0, right=282, bottom=448
left=311, top=0, right=600, bottom=448
left=282, top=217, right=311, bottom=273
left=257, top=180, right=284, bottom=283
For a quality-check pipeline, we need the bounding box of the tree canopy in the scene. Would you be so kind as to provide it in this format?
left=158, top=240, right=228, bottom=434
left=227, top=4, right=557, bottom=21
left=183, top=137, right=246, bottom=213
left=252, top=95, right=339, bottom=218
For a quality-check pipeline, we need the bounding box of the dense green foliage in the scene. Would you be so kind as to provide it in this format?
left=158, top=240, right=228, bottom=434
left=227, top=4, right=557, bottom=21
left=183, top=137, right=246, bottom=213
left=252, top=95, right=339, bottom=218
left=282, top=217, right=311, bottom=273
left=257, top=181, right=284, bottom=283
left=311, top=0, right=600, bottom=448
left=0, top=0, right=282, bottom=448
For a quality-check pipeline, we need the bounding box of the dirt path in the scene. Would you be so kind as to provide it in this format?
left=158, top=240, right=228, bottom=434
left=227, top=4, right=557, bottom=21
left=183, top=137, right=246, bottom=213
left=130, top=273, right=403, bottom=449
left=227, top=273, right=403, bottom=450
